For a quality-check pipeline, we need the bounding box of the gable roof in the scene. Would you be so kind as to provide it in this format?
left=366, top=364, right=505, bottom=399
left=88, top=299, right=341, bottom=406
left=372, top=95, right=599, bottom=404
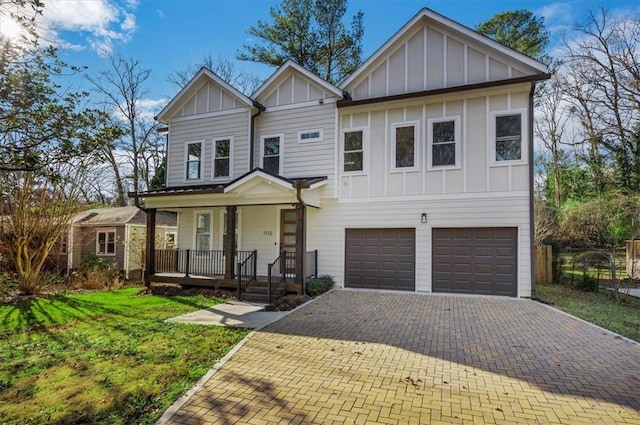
left=341, top=7, right=548, bottom=89
left=252, top=59, right=344, bottom=100
left=72, top=206, right=177, bottom=227
left=155, top=67, right=258, bottom=123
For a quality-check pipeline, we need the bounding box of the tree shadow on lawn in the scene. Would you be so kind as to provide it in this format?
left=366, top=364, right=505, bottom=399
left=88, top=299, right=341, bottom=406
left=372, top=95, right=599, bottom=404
left=263, top=290, right=640, bottom=412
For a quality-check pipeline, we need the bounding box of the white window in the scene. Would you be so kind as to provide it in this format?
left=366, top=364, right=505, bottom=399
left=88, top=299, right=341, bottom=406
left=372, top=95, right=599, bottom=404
left=297, top=129, right=323, bottom=143
left=392, top=122, right=418, bottom=171
left=213, top=137, right=232, bottom=179
left=164, top=232, right=176, bottom=249
left=195, top=213, right=211, bottom=251
left=96, top=230, right=116, bottom=255
left=492, top=111, right=525, bottom=163
left=343, top=129, right=366, bottom=173
left=185, top=142, right=202, bottom=180
left=261, top=134, right=283, bottom=175
left=220, top=210, right=241, bottom=251
left=428, top=117, right=460, bottom=169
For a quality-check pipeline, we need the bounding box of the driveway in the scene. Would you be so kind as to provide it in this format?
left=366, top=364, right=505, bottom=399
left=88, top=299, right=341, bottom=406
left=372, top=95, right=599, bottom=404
left=161, top=290, right=640, bottom=424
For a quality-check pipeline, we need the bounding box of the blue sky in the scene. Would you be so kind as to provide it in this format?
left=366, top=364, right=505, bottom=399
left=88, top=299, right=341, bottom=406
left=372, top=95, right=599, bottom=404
left=5, top=0, right=639, bottom=109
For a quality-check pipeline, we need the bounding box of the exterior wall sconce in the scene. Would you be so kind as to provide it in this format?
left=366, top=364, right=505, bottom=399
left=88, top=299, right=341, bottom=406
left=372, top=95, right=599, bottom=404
left=421, top=213, right=427, bottom=223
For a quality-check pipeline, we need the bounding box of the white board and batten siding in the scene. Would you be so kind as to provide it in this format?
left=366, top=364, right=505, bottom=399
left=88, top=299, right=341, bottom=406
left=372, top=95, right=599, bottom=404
left=345, top=18, right=541, bottom=100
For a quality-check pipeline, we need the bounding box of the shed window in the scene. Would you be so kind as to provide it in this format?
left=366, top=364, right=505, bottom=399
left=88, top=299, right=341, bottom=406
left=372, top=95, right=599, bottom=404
left=97, top=231, right=116, bottom=255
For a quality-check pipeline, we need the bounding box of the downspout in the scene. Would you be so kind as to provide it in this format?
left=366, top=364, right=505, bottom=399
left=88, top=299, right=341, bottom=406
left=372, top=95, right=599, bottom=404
left=249, top=101, right=266, bottom=170
left=528, top=81, right=541, bottom=302
left=295, top=181, right=309, bottom=294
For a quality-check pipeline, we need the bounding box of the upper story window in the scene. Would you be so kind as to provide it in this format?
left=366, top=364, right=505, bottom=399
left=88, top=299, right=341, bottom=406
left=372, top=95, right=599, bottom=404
left=213, top=137, right=232, bottom=179
left=195, top=213, right=211, bottom=251
left=185, top=142, right=202, bottom=180
left=494, top=112, right=523, bottom=162
left=343, top=129, right=365, bottom=172
left=428, top=117, right=460, bottom=168
left=261, top=134, right=283, bottom=175
left=97, top=230, right=116, bottom=256
left=298, top=129, right=323, bottom=143
left=392, top=122, right=418, bottom=171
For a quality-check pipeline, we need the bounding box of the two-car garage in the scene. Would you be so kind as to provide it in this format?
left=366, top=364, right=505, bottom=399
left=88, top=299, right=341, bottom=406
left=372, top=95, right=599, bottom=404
left=344, top=227, right=518, bottom=297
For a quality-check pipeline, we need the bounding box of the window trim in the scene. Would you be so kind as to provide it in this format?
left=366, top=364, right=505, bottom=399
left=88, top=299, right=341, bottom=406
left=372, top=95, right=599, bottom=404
left=164, top=231, right=177, bottom=249
left=260, top=133, right=284, bottom=175
left=184, top=140, right=204, bottom=182
left=391, top=121, right=419, bottom=172
left=211, top=136, right=233, bottom=181
left=219, top=209, right=242, bottom=251
left=490, top=109, right=527, bottom=166
left=427, top=116, right=461, bottom=170
left=341, top=127, right=368, bottom=175
left=297, top=129, right=323, bottom=144
left=96, top=229, right=116, bottom=256
left=193, top=211, right=212, bottom=251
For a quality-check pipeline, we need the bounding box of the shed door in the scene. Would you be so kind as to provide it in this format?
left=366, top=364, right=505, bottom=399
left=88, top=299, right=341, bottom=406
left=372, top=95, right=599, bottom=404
left=432, top=227, right=518, bottom=297
left=345, top=228, right=415, bottom=291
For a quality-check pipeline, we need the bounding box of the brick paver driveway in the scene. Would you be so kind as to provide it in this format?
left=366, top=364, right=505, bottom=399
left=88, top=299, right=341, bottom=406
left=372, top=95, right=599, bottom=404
left=163, top=291, right=640, bottom=424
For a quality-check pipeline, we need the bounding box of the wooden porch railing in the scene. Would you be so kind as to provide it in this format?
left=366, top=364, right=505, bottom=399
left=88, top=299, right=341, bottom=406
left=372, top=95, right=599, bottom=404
left=155, top=249, right=254, bottom=278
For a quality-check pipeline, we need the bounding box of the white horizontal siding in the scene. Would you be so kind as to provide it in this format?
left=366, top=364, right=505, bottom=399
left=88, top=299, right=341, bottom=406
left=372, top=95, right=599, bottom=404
left=307, top=194, right=532, bottom=297
left=255, top=103, right=336, bottom=191
left=167, top=110, right=250, bottom=187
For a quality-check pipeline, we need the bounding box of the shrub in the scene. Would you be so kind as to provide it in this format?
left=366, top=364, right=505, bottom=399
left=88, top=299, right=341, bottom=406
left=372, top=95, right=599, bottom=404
left=305, top=274, right=335, bottom=297
left=264, top=294, right=307, bottom=311
left=73, top=253, right=122, bottom=290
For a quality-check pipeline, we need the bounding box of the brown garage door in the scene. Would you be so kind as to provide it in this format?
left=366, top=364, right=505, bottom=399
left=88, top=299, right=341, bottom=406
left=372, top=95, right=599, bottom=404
left=345, top=228, right=415, bottom=291
left=432, top=227, right=518, bottom=297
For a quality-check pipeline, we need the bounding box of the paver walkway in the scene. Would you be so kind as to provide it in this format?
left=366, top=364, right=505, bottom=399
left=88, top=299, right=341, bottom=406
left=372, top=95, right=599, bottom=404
left=161, top=290, right=640, bottom=424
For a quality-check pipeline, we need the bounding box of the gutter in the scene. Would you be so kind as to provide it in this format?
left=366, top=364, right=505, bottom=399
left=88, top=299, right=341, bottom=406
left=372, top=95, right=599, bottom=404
left=249, top=100, right=266, bottom=169
left=528, top=81, right=536, bottom=300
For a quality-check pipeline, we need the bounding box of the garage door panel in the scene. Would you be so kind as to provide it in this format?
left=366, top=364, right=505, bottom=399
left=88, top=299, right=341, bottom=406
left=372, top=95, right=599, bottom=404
left=433, top=227, right=517, bottom=297
left=346, top=228, right=415, bottom=291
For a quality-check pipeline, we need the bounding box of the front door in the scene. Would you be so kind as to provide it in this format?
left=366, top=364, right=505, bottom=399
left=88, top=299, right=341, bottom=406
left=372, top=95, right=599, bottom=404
left=280, top=209, right=297, bottom=276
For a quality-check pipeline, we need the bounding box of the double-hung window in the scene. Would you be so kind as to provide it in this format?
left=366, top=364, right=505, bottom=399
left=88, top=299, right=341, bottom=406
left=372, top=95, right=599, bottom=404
left=186, top=142, right=202, bottom=180
left=213, top=137, right=232, bottom=179
left=261, top=134, right=282, bottom=175
left=195, top=213, right=211, bottom=251
left=392, top=123, right=417, bottom=170
left=494, top=113, right=523, bottom=162
left=343, top=129, right=365, bottom=172
left=429, top=117, right=459, bottom=168
left=97, top=230, right=116, bottom=255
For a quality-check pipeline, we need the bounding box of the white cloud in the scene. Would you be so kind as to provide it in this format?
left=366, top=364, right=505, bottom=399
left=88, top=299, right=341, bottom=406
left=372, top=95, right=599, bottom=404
left=112, top=98, right=170, bottom=123
left=35, top=0, right=138, bottom=56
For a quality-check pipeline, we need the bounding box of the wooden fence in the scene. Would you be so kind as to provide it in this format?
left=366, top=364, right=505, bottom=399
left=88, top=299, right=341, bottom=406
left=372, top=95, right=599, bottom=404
left=535, top=245, right=553, bottom=284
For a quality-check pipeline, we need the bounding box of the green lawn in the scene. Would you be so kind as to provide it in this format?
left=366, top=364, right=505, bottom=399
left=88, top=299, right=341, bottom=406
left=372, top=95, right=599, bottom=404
left=536, top=284, right=640, bottom=342
left=0, top=287, right=250, bottom=424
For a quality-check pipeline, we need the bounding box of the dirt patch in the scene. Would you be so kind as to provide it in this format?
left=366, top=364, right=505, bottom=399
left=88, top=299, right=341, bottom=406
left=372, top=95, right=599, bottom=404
left=138, top=284, right=236, bottom=300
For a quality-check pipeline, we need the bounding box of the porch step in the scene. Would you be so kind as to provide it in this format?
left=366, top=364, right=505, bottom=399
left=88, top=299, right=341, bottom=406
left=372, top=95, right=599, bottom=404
left=241, top=280, right=284, bottom=303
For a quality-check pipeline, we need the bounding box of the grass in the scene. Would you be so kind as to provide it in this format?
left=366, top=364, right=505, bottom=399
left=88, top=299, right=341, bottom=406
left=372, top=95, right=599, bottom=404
left=0, top=287, right=250, bottom=424
left=536, top=283, right=640, bottom=342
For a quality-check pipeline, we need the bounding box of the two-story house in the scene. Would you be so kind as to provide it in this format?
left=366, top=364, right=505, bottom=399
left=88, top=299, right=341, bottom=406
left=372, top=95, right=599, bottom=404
left=132, top=8, right=549, bottom=299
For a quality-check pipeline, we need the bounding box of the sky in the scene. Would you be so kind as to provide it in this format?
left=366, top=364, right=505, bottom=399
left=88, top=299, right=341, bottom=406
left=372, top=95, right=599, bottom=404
left=2, top=0, right=640, bottom=114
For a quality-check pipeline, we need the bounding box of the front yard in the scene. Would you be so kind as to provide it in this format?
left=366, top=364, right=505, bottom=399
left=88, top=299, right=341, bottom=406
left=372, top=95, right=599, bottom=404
left=0, top=287, right=249, bottom=424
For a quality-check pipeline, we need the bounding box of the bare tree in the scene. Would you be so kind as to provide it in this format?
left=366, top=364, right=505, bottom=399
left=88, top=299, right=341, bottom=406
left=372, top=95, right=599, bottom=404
left=167, top=53, right=262, bottom=95
left=88, top=55, right=165, bottom=205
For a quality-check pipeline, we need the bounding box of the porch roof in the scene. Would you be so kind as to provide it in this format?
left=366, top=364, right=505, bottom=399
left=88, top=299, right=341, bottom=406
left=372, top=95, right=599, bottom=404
left=130, top=168, right=328, bottom=209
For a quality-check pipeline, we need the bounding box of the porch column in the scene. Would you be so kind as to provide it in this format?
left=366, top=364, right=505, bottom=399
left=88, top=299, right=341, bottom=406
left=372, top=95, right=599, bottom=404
left=225, top=205, right=237, bottom=279
left=144, top=208, right=157, bottom=287
left=295, top=201, right=306, bottom=291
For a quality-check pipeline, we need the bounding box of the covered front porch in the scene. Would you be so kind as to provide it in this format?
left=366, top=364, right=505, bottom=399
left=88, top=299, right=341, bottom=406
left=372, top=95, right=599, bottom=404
left=133, top=169, right=326, bottom=302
